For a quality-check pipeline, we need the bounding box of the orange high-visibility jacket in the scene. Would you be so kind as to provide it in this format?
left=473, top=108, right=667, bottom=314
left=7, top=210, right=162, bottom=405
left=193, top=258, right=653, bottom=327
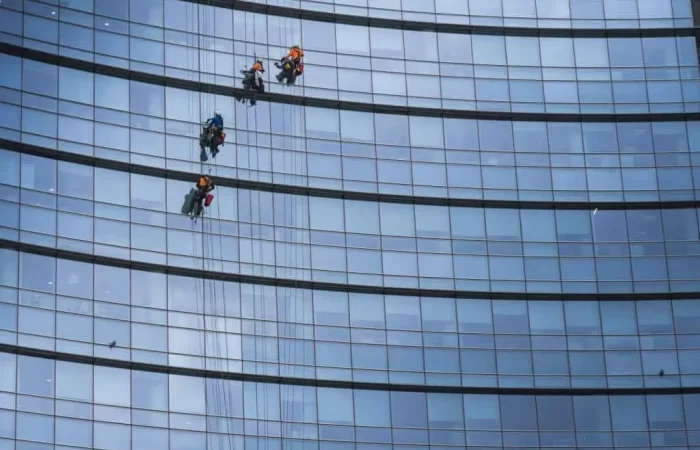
left=286, top=48, right=304, bottom=60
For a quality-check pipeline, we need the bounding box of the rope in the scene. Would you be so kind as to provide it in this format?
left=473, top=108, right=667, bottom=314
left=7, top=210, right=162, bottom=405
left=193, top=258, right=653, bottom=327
left=281, top=14, right=305, bottom=437
left=196, top=3, right=236, bottom=450
left=190, top=8, right=313, bottom=449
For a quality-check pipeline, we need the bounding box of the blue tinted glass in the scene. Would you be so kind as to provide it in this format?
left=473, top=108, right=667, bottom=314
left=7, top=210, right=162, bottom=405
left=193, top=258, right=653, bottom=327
left=318, top=387, right=353, bottom=424
left=618, top=122, right=653, bottom=152
left=464, top=395, right=501, bottom=430
left=23, top=60, right=57, bottom=98
left=391, top=392, right=427, bottom=428
left=548, top=123, right=583, bottom=152
left=428, top=393, right=464, bottom=429
left=537, top=396, right=574, bottom=430
left=96, top=0, right=127, bottom=19
left=375, top=113, right=409, bottom=146
left=0, top=150, right=20, bottom=187
left=129, top=0, right=162, bottom=26
left=573, top=396, right=611, bottom=430
left=130, top=81, right=164, bottom=117
left=610, top=396, right=648, bottom=429
left=0, top=54, right=21, bottom=89
left=608, top=38, right=643, bottom=67
left=500, top=396, right=537, bottom=430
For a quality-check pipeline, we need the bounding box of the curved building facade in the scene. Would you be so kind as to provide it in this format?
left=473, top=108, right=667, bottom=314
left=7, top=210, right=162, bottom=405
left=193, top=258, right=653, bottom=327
left=2, top=0, right=700, bottom=449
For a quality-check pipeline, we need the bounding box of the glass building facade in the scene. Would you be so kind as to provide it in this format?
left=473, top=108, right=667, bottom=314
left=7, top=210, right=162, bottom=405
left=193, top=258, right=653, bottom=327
left=2, top=0, right=700, bottom=449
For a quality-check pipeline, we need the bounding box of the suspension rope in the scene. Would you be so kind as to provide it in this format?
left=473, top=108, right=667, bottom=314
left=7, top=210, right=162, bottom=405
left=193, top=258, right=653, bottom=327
left=191, top=8, right=314, bottom=450
left=281, top=14, right=305, bottom=438
left=196, top=3, right=237, bottom=450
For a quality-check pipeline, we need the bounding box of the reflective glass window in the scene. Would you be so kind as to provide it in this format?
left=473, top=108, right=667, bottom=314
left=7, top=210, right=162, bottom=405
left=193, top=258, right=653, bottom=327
left=349, top=294, right=384, bottom=328
left=637, top=301, right=674, bottom=334
left=130, top=81, right=165, bottom=117
left=540, top=38, right=574, bottom=67
left=96, top=0, right=128, bottom=19
left=438, top=33, right=472, bottom=64
left=94, top=265, right=129, bottom=304
left=17, top=355, right=53, bottom=397
left=56, top=259, right=93, bottom=299
left=129, top=0, right=163, bottom=26
left=354, top=389, right=389, bottom=427
left=500, top=396, right=537, bottom=430
left=169, top=374, right=205, bottom=414
left=457, top=299, right=493, bottom=333
left=318, top=387, right=353, bottom=425
left=59, top=67, right=93, bottom=104
left=314, top=291, right=348, bottom=326
left=601, top=302, right=638, bottom=334
left=21, top=155, right=56, bottom=193
left=23, top=60, right=57, bottom=98
left=391, top=392, right=427, bottom=428
left=56, top=361, right=92, bottom=402
left=380, top=203, right=415, bottom=237
left=96, top=75, right=129, bottom=111
left=564, top=302, right=601, bottom=334
left=17, top=412, right=53, bottom=443
left=336, top=24, right=369, bottom=56
left=647, top=395, right=685, bottom=430
left=309, top=197, right=344, bottom=232
left=370, top=27, right=404, bottom=59
left=385, top=295, right=421, bottom=330
left=528, top=301, right=564, bottom=334
left=95, top=366, right=130, bottom=407
left=685, top=394, right=700, bottom=429
left=132, top=371, right=168, bottom=411
left=537, top=396, right=574, bottom=430
left=375, top=114, right=409, bottom=146
left=19, top=253, right=55, bottom=293
left=344, top=200, right=379, bottom=235
left=0, top=353, right=15, bottom=392
left=0, top=54, right=22, bottom=90
left=428, top=393, right=464, bottom=429
left=610, top=396, right=648, bottom=429
left=0, top=249, right=18, bottom=288
left=573, top=396, right=611, bottom=431
left=464, top=394, right=501, bottom=430
left=244, top=383, right=280, bottom=421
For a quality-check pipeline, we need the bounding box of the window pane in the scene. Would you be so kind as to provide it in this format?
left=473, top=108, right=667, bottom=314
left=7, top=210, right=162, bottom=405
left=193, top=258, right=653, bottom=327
left=130, top=371, right=167, bottom=410
left=95, top=366, right=130, bottom=407
left=169, top=374, right=205, bottom=414
left=0, top=352, right=15, bottom=392
left=18, top=356, right=54, bottom=397
left=56, top=361, right=92, bottom=401
left=354, top=389, right=390, bottom=427
left=428, top=393, right=464, bottom=429
left=318, top=387, right=353, bottom=425
left=391, top=392, right=427, bottom=428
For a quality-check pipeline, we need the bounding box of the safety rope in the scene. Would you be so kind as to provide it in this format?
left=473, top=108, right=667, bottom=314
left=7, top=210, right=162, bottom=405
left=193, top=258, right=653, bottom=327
left=281, top=13, right=305, bottom=437
left=190, top=8, right=314, bottom=449
left=196, top=3, right=236, bottom=450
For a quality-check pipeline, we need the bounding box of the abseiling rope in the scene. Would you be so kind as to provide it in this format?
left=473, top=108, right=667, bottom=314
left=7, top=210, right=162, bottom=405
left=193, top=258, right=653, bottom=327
left=196, top=2, right=237, bottom=450
left=194, top=8, right=316, bottom=449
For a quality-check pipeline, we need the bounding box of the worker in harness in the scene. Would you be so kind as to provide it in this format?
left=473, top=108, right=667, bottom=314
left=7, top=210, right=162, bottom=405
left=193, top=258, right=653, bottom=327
left=200, top=110, right=225, bottom=160
left=275, top=45, right=304, bottom=85
left=239, top=58, right=265, bottom=106
left=184, top=175, right=215, bottom=218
